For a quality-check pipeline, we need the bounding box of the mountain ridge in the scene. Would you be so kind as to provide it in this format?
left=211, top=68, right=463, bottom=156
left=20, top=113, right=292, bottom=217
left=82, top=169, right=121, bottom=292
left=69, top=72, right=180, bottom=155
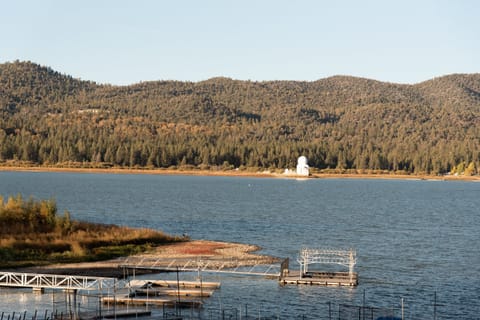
left=1, top=61, right=479, bottom=174
left=3, top=60, right=479, bottom=87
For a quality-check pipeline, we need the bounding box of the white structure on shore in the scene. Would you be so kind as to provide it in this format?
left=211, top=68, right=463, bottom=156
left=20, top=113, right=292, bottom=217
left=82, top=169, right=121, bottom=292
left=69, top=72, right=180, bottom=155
left=296, top=156, right=309, bottom=176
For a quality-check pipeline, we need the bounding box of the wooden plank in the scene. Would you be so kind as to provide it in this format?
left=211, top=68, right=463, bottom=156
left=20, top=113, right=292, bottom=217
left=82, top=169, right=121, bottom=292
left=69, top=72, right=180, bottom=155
left=102, top=309, right=152, bottom=318
left=280, top=271, right=358, bottom=286
left=152, top=279, right=221, bottom=289
left=128, top=279, right=220, bottom=289
left=133, top=288, right=214, bottom=297
left=101, top=296, right=203, bottom=308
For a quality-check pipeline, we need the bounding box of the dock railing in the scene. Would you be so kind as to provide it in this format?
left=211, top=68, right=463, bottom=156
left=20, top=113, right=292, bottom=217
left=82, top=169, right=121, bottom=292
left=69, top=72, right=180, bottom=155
left=0, top=271, right=117, bottom=291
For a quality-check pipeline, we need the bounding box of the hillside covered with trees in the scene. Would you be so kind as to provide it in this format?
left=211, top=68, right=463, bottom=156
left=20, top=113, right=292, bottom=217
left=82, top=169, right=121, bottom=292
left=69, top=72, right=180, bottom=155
left=1, top=61, right=479, bottom=175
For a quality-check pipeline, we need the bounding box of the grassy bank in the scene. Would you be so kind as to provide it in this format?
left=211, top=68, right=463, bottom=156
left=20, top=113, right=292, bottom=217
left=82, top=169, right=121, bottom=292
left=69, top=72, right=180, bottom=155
left=0, top=195, right=186, bottom=269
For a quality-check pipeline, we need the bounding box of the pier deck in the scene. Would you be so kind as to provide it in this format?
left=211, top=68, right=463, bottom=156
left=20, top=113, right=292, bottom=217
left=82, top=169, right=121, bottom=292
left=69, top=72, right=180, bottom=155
left=133, top=287, right=214, bottom=297
left=280, top=271, right=358, bottom=286
left=129, top=279, right=220, bottom=289
left=102, top=296, right=203, bottom=308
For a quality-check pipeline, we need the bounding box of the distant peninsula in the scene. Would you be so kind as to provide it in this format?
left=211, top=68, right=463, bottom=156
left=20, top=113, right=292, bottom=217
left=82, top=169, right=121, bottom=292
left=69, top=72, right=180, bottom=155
left=0, top=61, right=478, bottom=177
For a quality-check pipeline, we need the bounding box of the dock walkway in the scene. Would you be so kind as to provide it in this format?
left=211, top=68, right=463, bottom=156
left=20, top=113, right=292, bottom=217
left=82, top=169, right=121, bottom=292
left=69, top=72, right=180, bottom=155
left=0, top=271, right=117, bottom=291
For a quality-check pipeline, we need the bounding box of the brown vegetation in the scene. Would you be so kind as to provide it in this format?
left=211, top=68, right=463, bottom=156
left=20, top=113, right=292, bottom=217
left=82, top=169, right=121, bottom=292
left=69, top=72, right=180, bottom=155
left=0, top=195, right=184, bottom=268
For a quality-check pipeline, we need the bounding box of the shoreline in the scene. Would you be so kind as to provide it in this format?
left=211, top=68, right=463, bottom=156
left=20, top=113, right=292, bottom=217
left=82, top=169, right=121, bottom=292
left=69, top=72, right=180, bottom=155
left=14, top=240, right=278, bottom=278
left=1, top=165, right=479, bottom=181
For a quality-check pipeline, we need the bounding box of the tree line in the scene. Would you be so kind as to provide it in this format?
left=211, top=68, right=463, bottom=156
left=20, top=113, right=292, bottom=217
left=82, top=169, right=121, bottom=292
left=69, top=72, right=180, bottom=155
left=1, top=61, right=479, bottom=175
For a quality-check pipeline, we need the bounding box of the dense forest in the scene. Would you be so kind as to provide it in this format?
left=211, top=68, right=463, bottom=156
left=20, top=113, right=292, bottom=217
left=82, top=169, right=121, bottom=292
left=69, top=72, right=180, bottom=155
left=1, top=61, right=479, bottom=175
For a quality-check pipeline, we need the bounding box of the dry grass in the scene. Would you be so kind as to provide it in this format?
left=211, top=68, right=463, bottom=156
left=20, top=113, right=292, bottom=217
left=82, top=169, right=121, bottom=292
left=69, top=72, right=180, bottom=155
left=0, top=224, right=185, bottom=268
left=0, top=197, right=185, bottom=268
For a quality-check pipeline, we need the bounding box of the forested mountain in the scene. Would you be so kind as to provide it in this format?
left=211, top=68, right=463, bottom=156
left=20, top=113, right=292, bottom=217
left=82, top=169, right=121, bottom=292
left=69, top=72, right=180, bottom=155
left=1, top=61, right=479, bottom=174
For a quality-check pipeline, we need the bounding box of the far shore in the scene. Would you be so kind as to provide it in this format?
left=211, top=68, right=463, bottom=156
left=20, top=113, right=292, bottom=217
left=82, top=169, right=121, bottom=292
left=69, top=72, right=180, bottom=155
left=1, top=165, right=479, bottom=182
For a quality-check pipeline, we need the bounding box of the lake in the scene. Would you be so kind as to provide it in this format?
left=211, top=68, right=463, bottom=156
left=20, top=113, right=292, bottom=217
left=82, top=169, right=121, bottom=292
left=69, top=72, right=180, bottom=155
left=0, top=171, right=479, bottom=319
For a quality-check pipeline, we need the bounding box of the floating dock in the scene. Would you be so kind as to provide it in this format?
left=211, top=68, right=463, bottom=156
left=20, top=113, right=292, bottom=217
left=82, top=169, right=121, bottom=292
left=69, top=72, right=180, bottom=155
left=133, top=287, right=214, bottom=297
left=129, top=279, right=221, bottom=289
left=280, top=271, right=358, bottom=286
left=102, top=296, right=203, bottom=308
left=279, top=248, right=358, bottom=286
left=102, top=278, right=219, bottom=308
left=101, top=309, right=152, bottom=319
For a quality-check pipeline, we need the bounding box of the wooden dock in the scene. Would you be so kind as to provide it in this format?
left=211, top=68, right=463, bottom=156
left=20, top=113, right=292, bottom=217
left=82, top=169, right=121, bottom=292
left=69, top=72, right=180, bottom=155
left=101, top=278, right=219, bottom=309
left=133, top=287, right=214, bottom=297
left=129, top=279, right=221, bottom=289
left=102, top=296, right=203, bottom=308
left=101, top=309, right=152, bottom=319
left=280, top=271, right=358, bottom=286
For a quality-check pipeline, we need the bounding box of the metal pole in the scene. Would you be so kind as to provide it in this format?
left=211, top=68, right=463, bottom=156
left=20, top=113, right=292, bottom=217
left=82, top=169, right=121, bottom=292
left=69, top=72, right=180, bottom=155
left=114, top=278, right=117, bottom=320
left=73, top=291, right=77, bottom=320
left=176, top=267, right=181, bottom=317
left=146, top=281, right=149, bottom=311
left=363, top=289, right=365, bottom=320
left=304, top=250, right=308, bottom=275
left=98, top=296, right=102, bottom=319
left=299, top=262, right=302, bottom=279
left=200, top=272, right=203, bottom=304
left=401, top=298, right=404, bottom=320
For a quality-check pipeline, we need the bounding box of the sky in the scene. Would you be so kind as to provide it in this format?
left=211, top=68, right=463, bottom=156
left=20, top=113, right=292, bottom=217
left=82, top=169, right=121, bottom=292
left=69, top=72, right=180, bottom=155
left=1, top=0, right=479, bottom=85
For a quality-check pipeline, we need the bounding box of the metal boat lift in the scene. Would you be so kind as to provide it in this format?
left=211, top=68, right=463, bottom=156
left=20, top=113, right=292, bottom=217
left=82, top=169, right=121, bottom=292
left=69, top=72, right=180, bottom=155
left=297, top=247, right=357, bottom=283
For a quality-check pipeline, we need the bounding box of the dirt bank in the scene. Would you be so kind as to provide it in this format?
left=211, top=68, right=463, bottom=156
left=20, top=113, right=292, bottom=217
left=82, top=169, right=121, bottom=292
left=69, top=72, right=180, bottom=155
left=1, top=165, right=479, bottom=181
left=16, top=240, right=278, bottom=278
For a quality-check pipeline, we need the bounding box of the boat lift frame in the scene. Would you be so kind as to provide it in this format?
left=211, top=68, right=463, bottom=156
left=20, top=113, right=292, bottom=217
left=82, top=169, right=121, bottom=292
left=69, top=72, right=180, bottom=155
left=297, top=247, right=357, bottom=282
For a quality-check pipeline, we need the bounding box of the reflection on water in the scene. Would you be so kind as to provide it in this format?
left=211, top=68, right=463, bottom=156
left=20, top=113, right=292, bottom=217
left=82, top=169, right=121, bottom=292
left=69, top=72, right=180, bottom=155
left=1, top=172, right=479, bottom=318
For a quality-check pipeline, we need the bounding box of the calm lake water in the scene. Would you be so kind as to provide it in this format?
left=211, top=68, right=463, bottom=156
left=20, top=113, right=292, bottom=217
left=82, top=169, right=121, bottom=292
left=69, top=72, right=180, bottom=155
left=0, top=172, right=479, bottom=319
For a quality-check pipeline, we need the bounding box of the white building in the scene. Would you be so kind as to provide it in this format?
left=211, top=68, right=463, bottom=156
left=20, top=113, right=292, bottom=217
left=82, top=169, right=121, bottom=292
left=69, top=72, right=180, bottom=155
left=296, top=156, right=310, bottom=176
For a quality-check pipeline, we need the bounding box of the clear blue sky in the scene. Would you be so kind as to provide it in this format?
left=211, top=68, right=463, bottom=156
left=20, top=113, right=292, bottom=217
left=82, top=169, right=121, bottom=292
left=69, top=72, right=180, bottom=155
left=1, top=0, right=479, bottom=85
